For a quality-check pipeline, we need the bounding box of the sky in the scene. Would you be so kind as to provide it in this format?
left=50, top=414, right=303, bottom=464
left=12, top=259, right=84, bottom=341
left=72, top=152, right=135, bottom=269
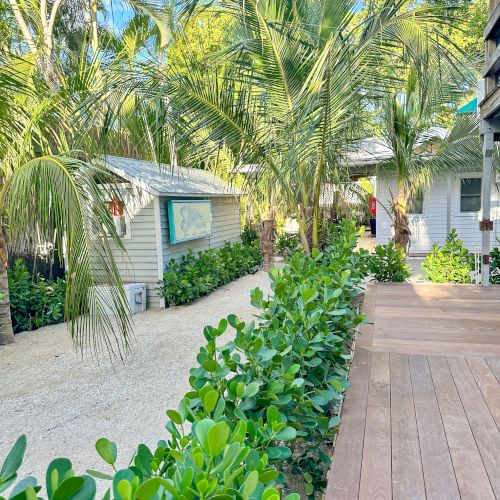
left=101, top=1, right=136, bottom=32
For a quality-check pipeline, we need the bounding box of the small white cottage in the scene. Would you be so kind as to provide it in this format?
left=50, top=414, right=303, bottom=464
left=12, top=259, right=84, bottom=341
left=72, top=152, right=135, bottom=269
left=348, top=131, right=500, bottom=255
left=99, top=156, right=242, bottom=308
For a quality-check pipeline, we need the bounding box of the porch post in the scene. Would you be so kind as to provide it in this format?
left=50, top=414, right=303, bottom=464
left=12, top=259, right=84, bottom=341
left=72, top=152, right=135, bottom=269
left=481, top=131, right=494, bottom=287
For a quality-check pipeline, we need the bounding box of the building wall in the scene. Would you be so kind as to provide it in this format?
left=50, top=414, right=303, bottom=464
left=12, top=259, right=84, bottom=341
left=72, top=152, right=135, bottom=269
left=108, top=191, right=162, bottom=307
left=100, top=187, right=241, bottom=309
left=159, top=196, right=242, bottom=264
left=376, top=172, right=500, bottom=255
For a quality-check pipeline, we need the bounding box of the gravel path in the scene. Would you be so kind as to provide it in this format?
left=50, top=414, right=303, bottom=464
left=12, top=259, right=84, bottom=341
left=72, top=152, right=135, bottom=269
left=0, top=270, right=273, bottom=484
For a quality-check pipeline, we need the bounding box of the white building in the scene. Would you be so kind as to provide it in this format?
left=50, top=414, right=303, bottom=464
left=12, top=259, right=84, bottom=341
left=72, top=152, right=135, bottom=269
left=348, top=131, right=500, bottom=255
left=99, top=156, right=242, bottom=307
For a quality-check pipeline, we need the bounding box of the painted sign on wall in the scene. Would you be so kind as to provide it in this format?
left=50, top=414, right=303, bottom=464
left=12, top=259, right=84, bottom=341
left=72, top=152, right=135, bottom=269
left=168, top=200, right=212, bottom=244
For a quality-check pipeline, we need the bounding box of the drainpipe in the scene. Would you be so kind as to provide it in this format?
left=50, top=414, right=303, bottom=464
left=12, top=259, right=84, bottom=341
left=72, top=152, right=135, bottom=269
left=481, top=130, right=494, bottom=287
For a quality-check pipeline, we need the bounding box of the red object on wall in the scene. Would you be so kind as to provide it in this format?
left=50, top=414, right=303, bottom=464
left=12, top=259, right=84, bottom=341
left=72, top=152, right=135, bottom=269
left=369, top=197, right=377, bottom=216
left=109, top=197, right=124, bottom=216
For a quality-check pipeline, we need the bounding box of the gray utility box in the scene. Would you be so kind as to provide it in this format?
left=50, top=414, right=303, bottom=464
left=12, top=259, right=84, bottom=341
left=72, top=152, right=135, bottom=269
left=123, top=283, right=147, bottom=314
left=92, top=283, right=147, bottom=315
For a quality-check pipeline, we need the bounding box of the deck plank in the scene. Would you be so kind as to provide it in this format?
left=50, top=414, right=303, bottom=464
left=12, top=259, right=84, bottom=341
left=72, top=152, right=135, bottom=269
left=487, top=357, right=500, bottom=384
left=359, top=351, right=392, bottom=500
left=390, top=353, right=426, bottom=500
left=359, top=406, right=392, bottom=500
left=408, top=355, right=460, bottom=500
left=327, top=283, right=500, bottom=499
left=428, top=356, right=495, bottom=500
left=467, top=357, right=500, bottom=429
left=326, top=347, right=371, bottom=500
left=447, top=356, right=500, bottom=497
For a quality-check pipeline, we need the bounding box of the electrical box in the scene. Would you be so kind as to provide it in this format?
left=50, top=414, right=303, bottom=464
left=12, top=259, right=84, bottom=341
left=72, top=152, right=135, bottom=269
left=92, top=283, right=146, bottom=315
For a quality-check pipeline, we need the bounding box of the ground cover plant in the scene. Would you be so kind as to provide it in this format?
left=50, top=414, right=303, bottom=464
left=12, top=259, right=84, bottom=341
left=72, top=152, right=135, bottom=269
left=2, top=220, right=368, bottom=499
left=369, top=241, right=411, bottom=282
left=422, top=229, right=473, bottom=283
left=158, top=242, right=263, bottom=306
left=8, top=259, right=66, bottom=333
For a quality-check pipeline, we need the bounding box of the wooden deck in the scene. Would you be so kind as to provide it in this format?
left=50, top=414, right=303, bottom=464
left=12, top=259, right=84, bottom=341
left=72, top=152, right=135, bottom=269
left=326, top=283, right=500, bottom=500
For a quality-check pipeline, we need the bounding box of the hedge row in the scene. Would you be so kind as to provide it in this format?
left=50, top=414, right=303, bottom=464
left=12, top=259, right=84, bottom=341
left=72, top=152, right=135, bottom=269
left=158, top=242, right=263, bottom=306
left=1, top=220, right=368, bottom=499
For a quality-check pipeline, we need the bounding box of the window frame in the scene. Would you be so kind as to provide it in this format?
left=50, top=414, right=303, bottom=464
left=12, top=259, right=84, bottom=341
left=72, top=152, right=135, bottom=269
left=458, top=174, right=482, bottom=215
left=408, top=188, right=425, bottom=216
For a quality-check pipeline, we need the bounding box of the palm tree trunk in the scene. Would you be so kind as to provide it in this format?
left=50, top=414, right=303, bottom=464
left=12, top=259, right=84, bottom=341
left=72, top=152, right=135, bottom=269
left=0, top=226, right=14, bottom=344
left=393, top=187, right=410, bottom=251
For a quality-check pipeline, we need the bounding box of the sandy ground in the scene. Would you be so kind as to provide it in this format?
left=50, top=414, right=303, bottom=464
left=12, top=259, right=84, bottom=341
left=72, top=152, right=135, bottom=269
left=0, top=270, right=273, bottom=486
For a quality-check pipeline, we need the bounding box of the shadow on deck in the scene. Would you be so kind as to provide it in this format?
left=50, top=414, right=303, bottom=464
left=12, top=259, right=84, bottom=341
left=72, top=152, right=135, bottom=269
left=326, top=283, right=500, bottom=500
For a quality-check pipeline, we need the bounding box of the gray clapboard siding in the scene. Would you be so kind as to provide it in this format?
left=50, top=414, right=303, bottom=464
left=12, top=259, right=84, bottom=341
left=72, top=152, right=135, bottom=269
left=109, top=196, right=162, bottom=307
left=377, top=172, right=500, bottom=254
left=103, top=193, right=241, bottom=309
left=160, top=196, right=242, bottom=266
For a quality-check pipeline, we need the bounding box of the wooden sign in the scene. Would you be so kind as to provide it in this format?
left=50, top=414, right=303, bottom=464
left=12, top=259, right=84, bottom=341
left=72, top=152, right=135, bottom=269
left=168, top=200, right=212, bottom=244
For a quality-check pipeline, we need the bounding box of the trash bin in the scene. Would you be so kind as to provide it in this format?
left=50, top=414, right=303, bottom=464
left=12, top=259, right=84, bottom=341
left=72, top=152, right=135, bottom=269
left=370, top=218, right=376, bottom=235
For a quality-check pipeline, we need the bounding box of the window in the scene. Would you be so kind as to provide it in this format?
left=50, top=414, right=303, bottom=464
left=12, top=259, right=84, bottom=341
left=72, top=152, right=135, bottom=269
left=108, top=197, right=128, bottom=237
left=409, top=189, right=424, bottom=215
left=460, top=177, right=481, bottom=212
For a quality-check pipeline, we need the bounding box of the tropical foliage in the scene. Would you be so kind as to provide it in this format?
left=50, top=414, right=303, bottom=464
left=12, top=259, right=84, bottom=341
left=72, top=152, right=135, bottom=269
left=8, top=259, right=66, bottom=333
left=158, top=242, right=262, bottom=306
left=422, top=229, right=474, bottom=283
left=490, top=246, right=500, bottom=284
left=377, top=70, right=480, bottom=251
left=369, top=241, right=411, bottom=283
left=0, top=0, right=484, bottom=353
left=2, top=220, right=368, bottom=498
left=92, top=0, right=482, bottom=255
left=275, top=233, right=301, bottom=259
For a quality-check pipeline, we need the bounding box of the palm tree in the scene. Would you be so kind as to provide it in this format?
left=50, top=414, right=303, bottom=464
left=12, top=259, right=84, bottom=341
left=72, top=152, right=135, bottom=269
left=379, top=66, right=480, bottom=250
left=0, top=0, right=176, bottom=353
left=117, top=0, right=475, bottom=253
left=0, top=54, right=135, bottom=356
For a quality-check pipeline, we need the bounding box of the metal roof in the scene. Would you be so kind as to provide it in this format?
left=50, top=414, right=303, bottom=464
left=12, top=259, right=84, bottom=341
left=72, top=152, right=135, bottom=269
left=346, top=127, right=449, bottom=171
left=100, top=156, right=241, bottom=197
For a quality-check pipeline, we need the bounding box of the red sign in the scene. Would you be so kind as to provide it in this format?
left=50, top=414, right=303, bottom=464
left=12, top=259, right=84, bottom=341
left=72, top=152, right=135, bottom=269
left=369, top=197, right=376, bottom=216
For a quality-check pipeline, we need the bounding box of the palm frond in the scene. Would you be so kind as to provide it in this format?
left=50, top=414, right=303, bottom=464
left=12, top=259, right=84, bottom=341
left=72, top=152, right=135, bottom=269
left=6, top=155, right=134, bottom=360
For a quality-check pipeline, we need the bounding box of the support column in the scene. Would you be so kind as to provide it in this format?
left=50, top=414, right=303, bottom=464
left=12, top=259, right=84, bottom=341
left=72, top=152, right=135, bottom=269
left=481, top=130, right=494, bottom=287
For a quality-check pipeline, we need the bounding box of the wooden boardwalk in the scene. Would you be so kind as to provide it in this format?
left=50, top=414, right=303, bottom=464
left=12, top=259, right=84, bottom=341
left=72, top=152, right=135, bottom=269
left=326, top=283, right=500, bottom=500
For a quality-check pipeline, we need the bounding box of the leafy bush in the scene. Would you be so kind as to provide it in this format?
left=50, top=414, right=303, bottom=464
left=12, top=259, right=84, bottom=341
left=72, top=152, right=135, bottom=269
left=8, top=259, right=66, bottom=333
left=422, top=229, right=473, bottom=283
left=490, top=247, right=500, bottom=284
left=369, top=241, right=411, bottom=282
left=242, top=225, right=260, bottom=246
left=4, top=219, right=368, bottom=499
left=158, top=242, right=263, bottom=306
left=275, top=233, right=300, bottom=258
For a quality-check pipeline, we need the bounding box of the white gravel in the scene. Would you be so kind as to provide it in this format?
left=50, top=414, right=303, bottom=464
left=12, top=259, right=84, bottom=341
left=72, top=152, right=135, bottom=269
left=0, top=270, right=273, bottom=485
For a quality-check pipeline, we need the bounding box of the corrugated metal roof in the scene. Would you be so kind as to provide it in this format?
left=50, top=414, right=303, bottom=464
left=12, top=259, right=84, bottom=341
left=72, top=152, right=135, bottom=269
left=346, top=127, right=449, bottom=169
left=100, top=156, right=241, bottom=197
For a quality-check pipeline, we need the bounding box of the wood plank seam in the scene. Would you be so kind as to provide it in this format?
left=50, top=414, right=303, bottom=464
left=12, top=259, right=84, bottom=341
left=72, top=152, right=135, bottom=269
left=446, top=356, right=500, bottom=498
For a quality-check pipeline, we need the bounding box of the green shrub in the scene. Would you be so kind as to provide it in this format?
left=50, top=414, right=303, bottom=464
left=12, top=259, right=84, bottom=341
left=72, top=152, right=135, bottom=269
left=8, top=259, right=66, bottom=333
left=242, top=225, right=260, bottom=246
left=4, top=220, right=368, bottom=499
left=275, top=233, right=300, bottom=258
left=157, top=242, right=263, bottom=306
left=491, top=247, right=500, bottom=284
left=369, top=241, right=411, bottom=282
left=422, top=229, right=473, bottom=283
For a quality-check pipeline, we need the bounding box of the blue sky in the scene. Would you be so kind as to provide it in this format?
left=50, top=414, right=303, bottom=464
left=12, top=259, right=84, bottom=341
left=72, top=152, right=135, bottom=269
left=102, top=1, right=135, bottom=32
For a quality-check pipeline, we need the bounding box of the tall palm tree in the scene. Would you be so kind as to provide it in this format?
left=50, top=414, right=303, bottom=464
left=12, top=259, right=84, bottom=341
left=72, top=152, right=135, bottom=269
left=115, top=0, right=475, bottom=252
left=379, top=66, right=480, bottom=250
left=0, top=55, right=135, bottom=356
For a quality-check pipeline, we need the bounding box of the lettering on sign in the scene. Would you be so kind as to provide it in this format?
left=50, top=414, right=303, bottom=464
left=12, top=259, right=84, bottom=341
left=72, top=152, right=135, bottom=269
left=168, top=200, right=212, bottom=244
